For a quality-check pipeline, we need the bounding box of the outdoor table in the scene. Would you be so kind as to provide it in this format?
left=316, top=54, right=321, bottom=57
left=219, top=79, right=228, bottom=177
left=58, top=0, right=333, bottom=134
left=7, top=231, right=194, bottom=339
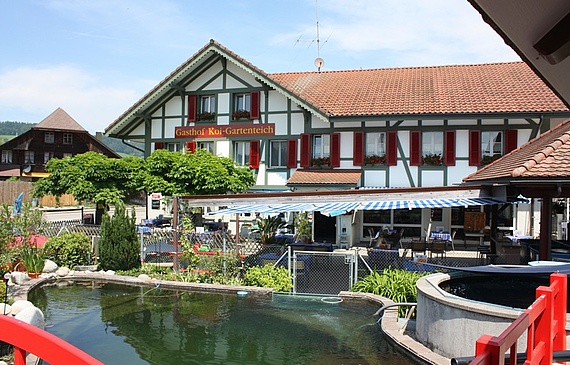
left=429, top=231, right=451, bottom=241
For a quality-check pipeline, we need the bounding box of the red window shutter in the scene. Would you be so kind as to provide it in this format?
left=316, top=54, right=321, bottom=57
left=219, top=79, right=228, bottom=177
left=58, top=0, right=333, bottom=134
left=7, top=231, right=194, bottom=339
left=330, top=133, right=341, bottom=167
left=185, top=141, right=196, bottom=154
left=287, top=139, right=297, bottom=168
left=469, top=130, right=481, bottom=166
left=300, top=134, right=311, bottom=168
left=353, top=132, right=364, bottom=166
left=444, top=131, right=456, bottom=166
left=409, top=131, right=421, bottom=166
left=249, top=140, right=260, bottom=169
left=250, top=91, right=260, bottom=120
left=505, top=129, right=518, bottom=154
left=155, top=142, right=164, bottom=150
left=187, top=94, right=197, bottom=123
left=386, top=131, right=398, bottom=166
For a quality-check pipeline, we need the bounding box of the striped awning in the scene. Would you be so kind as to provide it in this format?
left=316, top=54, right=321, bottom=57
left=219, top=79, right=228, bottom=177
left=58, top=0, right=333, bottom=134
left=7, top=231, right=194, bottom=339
left=210, top=197, right=504, bottom=215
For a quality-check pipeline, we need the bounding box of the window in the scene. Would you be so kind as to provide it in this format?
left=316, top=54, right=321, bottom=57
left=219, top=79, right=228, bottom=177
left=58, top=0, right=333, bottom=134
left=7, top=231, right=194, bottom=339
left=366, top=132, right=386, bottom=156
left=44, top=152, right=54, bottom=164
left=1, top=150, right=12, bottom=164
left=269, top=140, right=287, bottom=168
left=63, top=133, right=73, bottom=144
left=481, top=131, right=502, bottom=156
left=312, top=134, right=330, bottom=159
left=24, top=151, right=35, bottom=164
left=234, top=93, right=251, bottom=112
left=200, top=95, right=215, bottom=113
left=167, top=143, right=179, bottom=152
left=422, top=131, right=443, bottom=155
left=198, top=141, right=214, bottom=154
left=44, top=132, right=55, bottom=144
left=234, top=141, right=250, bottom=165
left=197, top=95, right=216, bottom=121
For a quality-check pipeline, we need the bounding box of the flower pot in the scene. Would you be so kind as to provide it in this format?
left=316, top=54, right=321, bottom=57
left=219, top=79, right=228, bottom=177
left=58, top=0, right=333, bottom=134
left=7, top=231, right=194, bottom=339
left=27, top=272, right=40, bottom=279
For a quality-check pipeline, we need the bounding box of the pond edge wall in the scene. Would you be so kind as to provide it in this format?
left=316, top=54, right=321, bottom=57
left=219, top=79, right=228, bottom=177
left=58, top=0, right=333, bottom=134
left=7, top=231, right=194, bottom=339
left=416, top=272, right=526, bottom=359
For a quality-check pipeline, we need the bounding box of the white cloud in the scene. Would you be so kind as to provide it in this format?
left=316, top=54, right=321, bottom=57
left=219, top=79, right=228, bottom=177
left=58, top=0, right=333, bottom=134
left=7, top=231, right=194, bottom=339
left=0, top=65, right=143, bottom=133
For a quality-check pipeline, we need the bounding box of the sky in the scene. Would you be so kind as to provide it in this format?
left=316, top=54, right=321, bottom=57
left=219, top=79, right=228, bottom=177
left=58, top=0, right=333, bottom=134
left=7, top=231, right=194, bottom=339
left=0, top=0, right=520, bottom=134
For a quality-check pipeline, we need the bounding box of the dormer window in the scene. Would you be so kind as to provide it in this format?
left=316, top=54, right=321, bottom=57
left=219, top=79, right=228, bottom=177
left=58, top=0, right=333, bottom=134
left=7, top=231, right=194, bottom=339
left=45, top=132, right=55, bottom=144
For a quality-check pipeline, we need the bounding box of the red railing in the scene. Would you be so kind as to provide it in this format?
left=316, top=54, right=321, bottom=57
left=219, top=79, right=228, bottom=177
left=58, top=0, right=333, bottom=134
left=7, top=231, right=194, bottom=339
left=0, top=314, right=104, bottom=365
left=470, top=272, right=567, bottom=365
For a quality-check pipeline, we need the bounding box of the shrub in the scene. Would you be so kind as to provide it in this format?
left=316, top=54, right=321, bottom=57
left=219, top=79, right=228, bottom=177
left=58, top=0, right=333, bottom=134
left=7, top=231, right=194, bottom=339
left=43, top=233, right=92, bottom=268
left=98, top=203, right=140, bottom=271
left=351, top=268, right=428, bottom=317
left=245, top=264, right=292, bottom=292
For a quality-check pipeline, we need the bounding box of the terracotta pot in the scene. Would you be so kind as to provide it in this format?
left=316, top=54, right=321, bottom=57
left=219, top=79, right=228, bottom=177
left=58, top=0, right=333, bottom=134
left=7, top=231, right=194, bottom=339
left=27, top=272, right=40, bottom=279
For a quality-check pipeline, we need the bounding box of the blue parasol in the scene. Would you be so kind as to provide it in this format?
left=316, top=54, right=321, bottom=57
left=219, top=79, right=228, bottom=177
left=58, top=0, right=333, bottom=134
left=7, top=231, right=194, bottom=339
left=13, top=192, right=23, bottom=215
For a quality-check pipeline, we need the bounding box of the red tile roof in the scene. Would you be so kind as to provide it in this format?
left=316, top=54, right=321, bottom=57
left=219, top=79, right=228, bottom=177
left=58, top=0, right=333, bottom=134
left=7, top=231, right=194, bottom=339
left=463, top=119, right=570, bottom=182
left=270, top=62, right=568, bottom=117
left=35, top=108, right=86, bottom=132
left=287, top=169, right=362, bottom=186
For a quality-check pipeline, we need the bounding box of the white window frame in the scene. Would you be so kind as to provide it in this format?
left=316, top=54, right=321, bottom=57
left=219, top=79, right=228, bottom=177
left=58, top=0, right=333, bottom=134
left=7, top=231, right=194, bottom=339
left=366, top=132, right=386, bottom=156
left=24, top=151, right=35, bottom=164
left=63, top=133, right=73, bottom=144
left=312, top=134, right=330, bottom=159
left=233, top=141, right=250, bottom=166
left=481, top=131, right=503, bottom=156
left=422, top=131, right=444, bottom=155
left=1, top=150, right=12, bottom=164
left=270, top=140, right=287, bottom=168
left=234, top=93, right=251, bottom=112
left=167, top=143, right=179, bottom=152
left=198, top=141, right=214, bottom=154
left=200, top=95, right=216, bottom=113
left=44, top=152, right=54, bottom=164
left=44, top=132, right=55, bottom=144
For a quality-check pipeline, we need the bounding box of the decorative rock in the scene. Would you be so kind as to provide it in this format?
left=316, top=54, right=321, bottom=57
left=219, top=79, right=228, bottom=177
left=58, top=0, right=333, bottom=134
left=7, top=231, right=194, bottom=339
left=0, top=360, right=8, bottom=365
left=10, top=272, right=30, bottom=285
left=43, top=259, right=58, bottom=273
left=105, top=270, right=115, bottom=275
left=56, top=267, right=70, bottom=277
left=10, top=300, right=35, bottom=316
left=0, top=303, right=11, bottom=315
left=15, top=306, right=45, bottom=329
left=138, top=274, right=151, bottom=281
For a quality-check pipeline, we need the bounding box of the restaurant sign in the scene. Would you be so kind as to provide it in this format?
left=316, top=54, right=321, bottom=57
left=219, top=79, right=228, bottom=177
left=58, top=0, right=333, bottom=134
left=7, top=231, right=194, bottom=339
left=175, top=123, right=275, bottom=138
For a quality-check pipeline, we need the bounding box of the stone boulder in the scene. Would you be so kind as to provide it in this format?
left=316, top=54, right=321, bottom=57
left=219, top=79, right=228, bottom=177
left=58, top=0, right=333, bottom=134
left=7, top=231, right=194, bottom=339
left=42, top=259, right=58, bottom=273
left=10, top=300, right=35, bottom=316
left=14, top=306, right=45, bottom=329
left=10, top=272, right=29, bottom=285
left=55, top=267, right=70, bottom=277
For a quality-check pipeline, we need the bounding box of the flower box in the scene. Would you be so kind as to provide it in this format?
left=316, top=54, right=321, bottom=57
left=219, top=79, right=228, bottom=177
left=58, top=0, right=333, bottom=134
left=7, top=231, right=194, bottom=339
left=197, top=112, right=216, bottom=122
left=231, top=110, right=250, bottom=120
left=422, top=153, right=443, bottom=166
left=364, top=154, right=386, bottom=166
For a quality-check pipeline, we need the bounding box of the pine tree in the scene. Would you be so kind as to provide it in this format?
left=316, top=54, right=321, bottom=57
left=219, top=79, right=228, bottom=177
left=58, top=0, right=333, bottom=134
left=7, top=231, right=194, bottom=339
left=98, top=203, right=140, bottom=270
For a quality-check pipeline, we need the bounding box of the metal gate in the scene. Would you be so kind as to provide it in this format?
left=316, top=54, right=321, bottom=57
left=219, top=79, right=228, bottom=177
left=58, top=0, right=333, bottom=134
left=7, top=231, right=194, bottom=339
left=288, top=248, right=360, bottom=295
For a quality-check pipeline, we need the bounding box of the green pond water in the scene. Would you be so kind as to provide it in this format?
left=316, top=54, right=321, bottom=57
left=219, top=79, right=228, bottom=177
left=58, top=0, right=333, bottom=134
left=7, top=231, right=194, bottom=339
left=29, top=281, right=415, bottom=365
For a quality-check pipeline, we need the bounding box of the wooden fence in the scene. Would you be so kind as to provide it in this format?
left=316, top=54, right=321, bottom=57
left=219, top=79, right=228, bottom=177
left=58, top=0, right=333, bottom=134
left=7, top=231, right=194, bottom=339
left=0, top=181, right=77, bottom=207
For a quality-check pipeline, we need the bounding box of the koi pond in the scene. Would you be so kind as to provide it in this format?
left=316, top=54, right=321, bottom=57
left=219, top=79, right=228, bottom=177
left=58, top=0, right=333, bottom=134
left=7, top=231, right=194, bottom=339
left=29, top=281, right=415, bottom=365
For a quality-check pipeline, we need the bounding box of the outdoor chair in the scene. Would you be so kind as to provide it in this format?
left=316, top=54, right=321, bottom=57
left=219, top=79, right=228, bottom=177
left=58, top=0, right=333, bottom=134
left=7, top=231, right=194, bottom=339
left=409, top=240, right=427, bottom=258
left=428, top=240, right=447, bottom=258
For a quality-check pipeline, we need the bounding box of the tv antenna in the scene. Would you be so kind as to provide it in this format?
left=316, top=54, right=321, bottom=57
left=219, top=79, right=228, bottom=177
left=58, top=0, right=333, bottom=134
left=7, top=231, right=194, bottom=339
left=295, top=0, right=330, bottom=71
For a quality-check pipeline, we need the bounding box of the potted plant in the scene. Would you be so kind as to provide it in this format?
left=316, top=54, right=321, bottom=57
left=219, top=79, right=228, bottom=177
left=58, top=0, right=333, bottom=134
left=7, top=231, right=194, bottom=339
left=197, top=111, right=216, bottom=122
left=18, top=247, right=45, bottom=278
